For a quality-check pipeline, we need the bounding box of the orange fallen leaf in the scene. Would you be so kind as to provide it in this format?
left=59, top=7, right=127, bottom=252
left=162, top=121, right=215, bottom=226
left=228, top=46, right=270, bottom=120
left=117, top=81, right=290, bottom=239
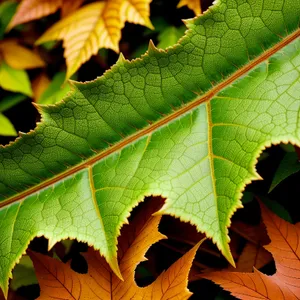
left=177, top=0, right=202, bottom=15
left=36, top=0, right=153, bottom=78
left=231, top=221, right=270, bottom=246
left=29, top=198, right=203, bottom=299
left=203, top=202, right=300, bottom=299
left=0, top=40, right=45, bottom=70
left=229, top=242, right=273, bottom=273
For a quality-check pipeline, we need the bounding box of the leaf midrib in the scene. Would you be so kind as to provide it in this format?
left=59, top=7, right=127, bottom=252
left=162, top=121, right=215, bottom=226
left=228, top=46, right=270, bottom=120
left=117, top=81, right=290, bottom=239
left=1, top=28, right=299, bottom=209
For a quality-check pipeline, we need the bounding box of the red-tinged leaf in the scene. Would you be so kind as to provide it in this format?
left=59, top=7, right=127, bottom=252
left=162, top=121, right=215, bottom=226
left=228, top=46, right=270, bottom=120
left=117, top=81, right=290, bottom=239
left=260, top=203, right=300, bottom=297
left=204, top=269, right=296, bottom=300
left=30, top=198, right=203, bottom=299
left=203, top=203, right=300, bottom=299
left=229, top=243, right=273, bottom=273
left=8, top=0, right=62, bottom=30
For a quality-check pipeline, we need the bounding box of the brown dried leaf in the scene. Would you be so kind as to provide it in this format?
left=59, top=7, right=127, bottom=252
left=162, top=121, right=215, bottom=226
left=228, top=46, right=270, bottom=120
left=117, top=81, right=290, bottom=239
left=203, top=203, right=300, bottom=299
left=30, top=198, right=202, bottom=299
left=230, top=242, right=273, bottom=272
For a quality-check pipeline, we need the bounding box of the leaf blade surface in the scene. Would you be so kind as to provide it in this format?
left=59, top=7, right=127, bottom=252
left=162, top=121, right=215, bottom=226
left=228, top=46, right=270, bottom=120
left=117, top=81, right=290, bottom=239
left=29, top=198, right=200, bottom=299
left=0, top=0, right=300, bottom=295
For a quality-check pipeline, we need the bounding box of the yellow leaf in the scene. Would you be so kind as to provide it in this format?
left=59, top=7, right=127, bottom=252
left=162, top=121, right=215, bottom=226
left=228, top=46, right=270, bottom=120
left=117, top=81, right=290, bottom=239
left=7, top=0, right=62, bottom=30
left=36, top=0, right=153, bottom=79
left=121, top=0, right=154, bottom=29
left=29, top=198, right=203, bottom=299
left=0, top=113, right=17, bottom=137
left=0, top=40, right=45, bottom=70
left=177, top=0, right=202, bottom=15
left=0, top=62, right=32, bottom=96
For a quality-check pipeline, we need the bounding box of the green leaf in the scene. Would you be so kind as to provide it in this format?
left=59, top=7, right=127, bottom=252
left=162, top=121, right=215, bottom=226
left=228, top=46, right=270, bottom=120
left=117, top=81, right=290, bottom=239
left=10, top=256, right=37, bottom=291
left=38, top=72, right=71, bottom=104
left=0, top=62, right=32, bottom=96
left=0, top=94, right=27, bottom=113
left=0, top=113, right=17, bottom=136
left=260, top=196, right=292, bottom=223
left=0, top=0, right=300, bottom=296
left=269, top=152, right=300, bottom=192
left=0, top=1, right=17, bottom=39
left=241, top=191, right=254, bottom=205
left=157, top=26, right=186, bottom=49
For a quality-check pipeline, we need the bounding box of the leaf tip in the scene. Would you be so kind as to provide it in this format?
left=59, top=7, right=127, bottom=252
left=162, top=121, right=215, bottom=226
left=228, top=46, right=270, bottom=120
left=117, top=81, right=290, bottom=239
left=148, top=39, right=160, bottom=55
left=48, top=238, right=57, bottom=251
left=145, top=19, right=155, bottom=31
left=182, top=18, right=194, bottom=27
left=116, top=52, right=126, bottom=65
left=107, top=255, right=123, bottom=281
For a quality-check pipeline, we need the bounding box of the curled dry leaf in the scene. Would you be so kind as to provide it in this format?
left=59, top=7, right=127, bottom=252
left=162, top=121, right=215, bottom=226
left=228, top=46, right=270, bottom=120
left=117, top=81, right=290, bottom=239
left=203, top=202, right=300, bottom=299
left=29, top=198, right=202, bottom=299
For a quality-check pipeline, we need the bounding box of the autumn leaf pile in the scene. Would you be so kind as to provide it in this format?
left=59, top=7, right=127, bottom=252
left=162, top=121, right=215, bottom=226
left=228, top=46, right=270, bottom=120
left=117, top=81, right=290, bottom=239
left=4, top=198, right=297, bottom=299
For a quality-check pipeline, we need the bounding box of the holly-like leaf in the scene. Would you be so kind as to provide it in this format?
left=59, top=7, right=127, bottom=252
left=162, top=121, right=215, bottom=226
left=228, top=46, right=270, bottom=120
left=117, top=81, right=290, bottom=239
left=177, top=0, right=202, bottom=15
left=0, top=0, right=300, bottom=297
left=203, top=202, right=300, bottom=299
left=0, top=40, right=45, bottom=70
left=36, top=0, right=153, bottom=78
left=29, top=199, right=201, bottom=299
